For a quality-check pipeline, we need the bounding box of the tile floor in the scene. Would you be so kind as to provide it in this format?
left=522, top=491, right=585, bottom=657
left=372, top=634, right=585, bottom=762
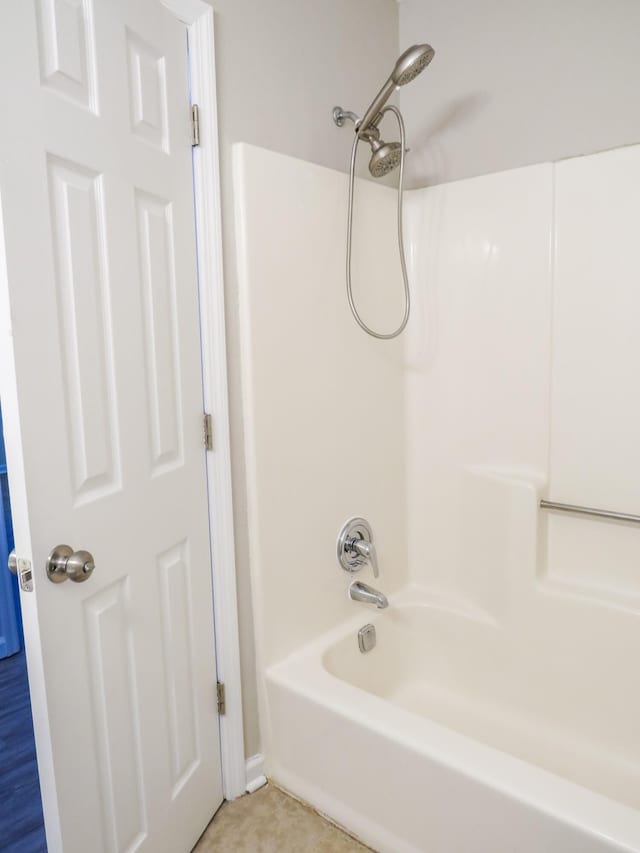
left=193, top=784, right=373, bottom=853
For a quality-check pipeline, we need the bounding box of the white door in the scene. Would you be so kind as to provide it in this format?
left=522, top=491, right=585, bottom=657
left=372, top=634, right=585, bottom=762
left=0, top=2, right=224, bottom=852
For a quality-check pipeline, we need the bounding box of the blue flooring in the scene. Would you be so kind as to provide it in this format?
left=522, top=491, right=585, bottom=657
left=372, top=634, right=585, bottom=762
left=0, top=649, right=46, bottom=852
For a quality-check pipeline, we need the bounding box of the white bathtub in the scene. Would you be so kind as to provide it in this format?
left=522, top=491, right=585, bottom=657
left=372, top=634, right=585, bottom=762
left=265, top=590, right=640, bottom=853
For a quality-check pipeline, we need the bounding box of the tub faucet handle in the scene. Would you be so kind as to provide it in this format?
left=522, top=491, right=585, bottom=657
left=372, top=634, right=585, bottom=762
left=348, top=538, right=379, bottom=578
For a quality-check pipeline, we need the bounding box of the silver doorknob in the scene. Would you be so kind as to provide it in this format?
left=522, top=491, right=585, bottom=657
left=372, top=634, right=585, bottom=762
left=7, top=549, right=17, bottom=575
left=46, top=545, right=96, bottom=584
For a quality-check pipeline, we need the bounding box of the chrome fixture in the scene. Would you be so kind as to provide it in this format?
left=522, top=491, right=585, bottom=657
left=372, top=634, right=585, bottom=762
left=357, top=123, right=403, bottom=178
left=332, top=107, right=359, bottom=127
left=333, top=44, right=435, bottom=339
left=358, top=623, right=377, bottom=653
left=357, top=44, right=435, bottom=137
left=368, top=139, right=402, bottom=179
left=540, top=499, right=640, bottom=525
left=349, top=580, right=389, bottom=609
left=337, top=517, right=379, bottom=576
left=46, top=544, right=96, bottom=584
left=332, top=104, right=410, bottom=180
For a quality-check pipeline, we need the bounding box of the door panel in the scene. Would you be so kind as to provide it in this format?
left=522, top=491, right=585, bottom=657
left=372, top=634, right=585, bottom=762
left=47, top=155, right=121, bottom=502
left=0, top=2, right=223, bottom=851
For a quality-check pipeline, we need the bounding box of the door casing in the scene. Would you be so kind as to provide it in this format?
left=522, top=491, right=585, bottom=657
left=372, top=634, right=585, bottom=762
left=166, top=0, right=246, bottom=803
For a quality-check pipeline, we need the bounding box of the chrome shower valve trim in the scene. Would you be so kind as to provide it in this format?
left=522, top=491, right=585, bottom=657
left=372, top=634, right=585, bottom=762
left=337, top=517, right=379, bottom=577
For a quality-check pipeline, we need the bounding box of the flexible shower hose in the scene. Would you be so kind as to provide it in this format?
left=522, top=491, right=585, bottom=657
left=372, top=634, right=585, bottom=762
left=346, top=104, right=410, bottom=340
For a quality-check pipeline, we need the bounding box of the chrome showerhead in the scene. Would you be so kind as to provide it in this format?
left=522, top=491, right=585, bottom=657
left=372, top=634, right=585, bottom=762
left=392, top=44, right=435, bottom=86
left=368, top=140, right=402, bottom=178
left=359, top=125, right=403, bottom=178
left=358, top=43, right=435, bottom=135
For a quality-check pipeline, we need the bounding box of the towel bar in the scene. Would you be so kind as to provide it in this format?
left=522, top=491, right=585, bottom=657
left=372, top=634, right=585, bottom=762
left=540, top=499, right=640, bottom=524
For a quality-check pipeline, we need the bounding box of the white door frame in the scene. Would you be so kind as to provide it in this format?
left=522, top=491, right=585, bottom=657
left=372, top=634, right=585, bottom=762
left=160, top=0, right=246, bottom=801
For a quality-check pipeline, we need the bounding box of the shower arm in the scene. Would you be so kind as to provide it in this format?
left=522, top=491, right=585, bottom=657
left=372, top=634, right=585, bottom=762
left=332, top=107, right=361, bottom=128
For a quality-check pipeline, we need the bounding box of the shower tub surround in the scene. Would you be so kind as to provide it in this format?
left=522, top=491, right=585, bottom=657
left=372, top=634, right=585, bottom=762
left=234, top=143, right=640, bottom=852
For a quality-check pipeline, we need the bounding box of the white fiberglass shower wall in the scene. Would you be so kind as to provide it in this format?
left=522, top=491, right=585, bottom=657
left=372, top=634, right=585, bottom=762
left=403, top=144, right=640, bottom=805
left=234, top=141, right=640, bottom=852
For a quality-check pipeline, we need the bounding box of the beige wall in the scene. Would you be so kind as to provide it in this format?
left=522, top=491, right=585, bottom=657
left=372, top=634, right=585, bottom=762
left=205, top=0, right=399, bottom=758
left=399, top=0, right=640, bottom=186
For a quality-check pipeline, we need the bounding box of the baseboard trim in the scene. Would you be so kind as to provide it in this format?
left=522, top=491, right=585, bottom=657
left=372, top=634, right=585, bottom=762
left=245, top=753, right=267, bottom=794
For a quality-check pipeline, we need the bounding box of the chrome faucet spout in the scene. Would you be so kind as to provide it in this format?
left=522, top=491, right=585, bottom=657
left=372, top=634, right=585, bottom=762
left=348, top=580, right=389, bottom=609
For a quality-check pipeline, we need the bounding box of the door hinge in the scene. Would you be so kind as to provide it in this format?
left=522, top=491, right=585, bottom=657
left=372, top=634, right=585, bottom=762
left=216, top=681, right=226, bottom=715
left=191, top=104, right=200, bottom=146
left=204, top=413, right=214, bottom=451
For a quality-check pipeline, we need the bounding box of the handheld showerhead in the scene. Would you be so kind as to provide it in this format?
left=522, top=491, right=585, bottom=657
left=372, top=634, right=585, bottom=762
left=358, top=43, right=434, bottom=136
left=392, top=44, right=435, bottom=86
